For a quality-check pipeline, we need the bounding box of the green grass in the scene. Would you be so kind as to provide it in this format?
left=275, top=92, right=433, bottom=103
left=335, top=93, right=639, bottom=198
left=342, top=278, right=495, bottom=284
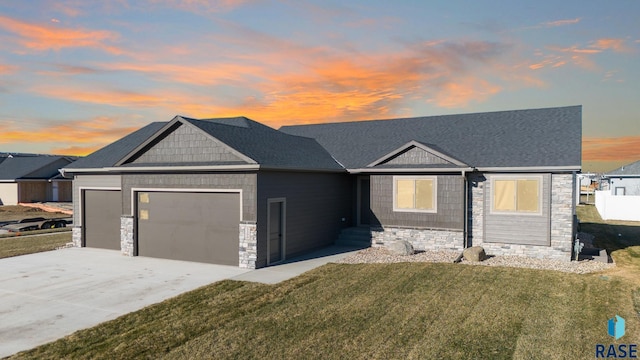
left=11, top=262, right=637, bottom=360
left=0, top=232, right=71, bottom=259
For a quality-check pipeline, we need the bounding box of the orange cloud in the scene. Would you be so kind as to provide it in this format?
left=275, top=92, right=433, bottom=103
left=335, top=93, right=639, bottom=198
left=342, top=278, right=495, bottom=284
left=583, top=136, right=640, bottom=162
left=0, top=117, right=141, bottom=149
left=102, top=62, right=266, bottom=86
left=0, top=64, right=17, bottom=74
left=428, top=78, right=501, bottom=108
left=31, top=85, right=168, bottom=107
left=0, top=15, right=122, bottom=54
left=50, top=145, right=103, bottom=156
left=591, top=38, right=630, bottom=52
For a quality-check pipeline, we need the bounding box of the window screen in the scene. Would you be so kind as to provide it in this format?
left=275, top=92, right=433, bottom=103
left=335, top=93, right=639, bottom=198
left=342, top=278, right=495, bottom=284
left=394, top=177, right=436, bottom=212
left=492, top=177, right=540, bottom=214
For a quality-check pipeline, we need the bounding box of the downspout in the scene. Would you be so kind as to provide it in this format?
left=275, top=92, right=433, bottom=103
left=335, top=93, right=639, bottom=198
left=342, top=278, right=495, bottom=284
left=454, top=169, right=468, bottom=264
left=462, top=170, right=468, bottom=249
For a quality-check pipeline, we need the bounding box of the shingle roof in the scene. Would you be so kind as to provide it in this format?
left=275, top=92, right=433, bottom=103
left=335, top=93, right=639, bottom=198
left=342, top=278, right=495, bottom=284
left=280, top=106, right=582, bottom=169
left=0, top=156, right=71, bottom=180
left=182, top=117, right=343, bottom=170
left=64, top=106, right=581, bottom=173
left=605, top=160, right=640, bottom=176
left=66, top=117, right=343, bottom=171
left=65, top=122, right=166, bottom=169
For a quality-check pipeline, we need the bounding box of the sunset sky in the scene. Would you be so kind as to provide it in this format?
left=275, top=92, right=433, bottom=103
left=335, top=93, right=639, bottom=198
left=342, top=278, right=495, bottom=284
left=0, top=1, right=638, bottom=173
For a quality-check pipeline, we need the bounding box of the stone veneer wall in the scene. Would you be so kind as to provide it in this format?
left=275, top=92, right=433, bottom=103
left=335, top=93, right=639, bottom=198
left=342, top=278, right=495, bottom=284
left=121, top=216, right=134, bottom=256
left=239, top=222, right=257, bottom=269
left=469, top=173, right=574, bottom=261
left=72, top=227, right=82, bottom=247
left=371, top=226, right=464, bottom=251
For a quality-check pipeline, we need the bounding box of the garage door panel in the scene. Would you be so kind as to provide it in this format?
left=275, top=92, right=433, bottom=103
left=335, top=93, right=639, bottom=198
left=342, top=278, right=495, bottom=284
left=137, top=192, right=239, bottom=265
left=84, top=190, right=121, bottom=250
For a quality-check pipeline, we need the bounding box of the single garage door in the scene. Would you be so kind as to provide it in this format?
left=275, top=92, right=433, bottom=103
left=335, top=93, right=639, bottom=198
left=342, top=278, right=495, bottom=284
left=136, top=191, right=240, bottom=265
left=83, top=190, right=122, bottom=250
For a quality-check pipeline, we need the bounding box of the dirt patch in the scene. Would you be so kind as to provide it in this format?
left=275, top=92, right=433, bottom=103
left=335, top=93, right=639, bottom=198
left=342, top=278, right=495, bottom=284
left=0, top=205, right=70, bottom=222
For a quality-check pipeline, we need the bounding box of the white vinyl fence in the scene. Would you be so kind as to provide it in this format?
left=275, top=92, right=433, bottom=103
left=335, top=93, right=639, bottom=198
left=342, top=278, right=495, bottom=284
left=595, top=190, right=640, bottom=221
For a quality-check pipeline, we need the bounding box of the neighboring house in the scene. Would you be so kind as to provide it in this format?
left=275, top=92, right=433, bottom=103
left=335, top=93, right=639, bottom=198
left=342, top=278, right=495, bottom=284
left=0, top=154, right=75, bottom=205
left=595, top=160, right=640, bottom=221
left=603, top=160, right=640, bottom=196
left=62, top=106, right=582, bottom=268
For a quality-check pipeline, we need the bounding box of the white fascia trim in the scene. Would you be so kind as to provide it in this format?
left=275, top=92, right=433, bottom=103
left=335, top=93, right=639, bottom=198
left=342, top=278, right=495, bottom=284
left=476, top=166, right=581, bottom=172
left=348, top=167, right=473, bottom=174
left=64, top=164, right=260, bottom=173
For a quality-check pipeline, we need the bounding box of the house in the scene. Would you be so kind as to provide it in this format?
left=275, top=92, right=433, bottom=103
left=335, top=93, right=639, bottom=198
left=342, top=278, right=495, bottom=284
left=62, top=106, right=582, bottom=268
left=0, top=153, right=75, bottom=205
left=603, top=160, right=640, bottom=196
left=595, top=159, right=640, bottom=222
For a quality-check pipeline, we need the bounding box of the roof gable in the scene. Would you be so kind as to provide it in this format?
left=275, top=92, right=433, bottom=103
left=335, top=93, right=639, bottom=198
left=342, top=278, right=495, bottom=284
left=118, top=117, right=255, bottom=167
left=368, top=140, right=467, bottom=168
left=280, top=106, right=582, bottom=170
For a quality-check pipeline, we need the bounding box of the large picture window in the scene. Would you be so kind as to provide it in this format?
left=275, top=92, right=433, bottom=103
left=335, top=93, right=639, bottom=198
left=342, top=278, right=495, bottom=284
left=393, top=176, right=437, bottom=212
left=492, top=176, right=541, bottom=214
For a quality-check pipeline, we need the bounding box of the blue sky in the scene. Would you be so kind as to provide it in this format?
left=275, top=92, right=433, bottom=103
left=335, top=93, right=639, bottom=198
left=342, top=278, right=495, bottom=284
left=0, top=0, right=638, bottom=172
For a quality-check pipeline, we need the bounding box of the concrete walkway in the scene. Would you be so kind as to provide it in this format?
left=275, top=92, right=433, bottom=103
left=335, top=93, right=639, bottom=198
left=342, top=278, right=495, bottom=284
left=0, top=245, right=361, bottom=357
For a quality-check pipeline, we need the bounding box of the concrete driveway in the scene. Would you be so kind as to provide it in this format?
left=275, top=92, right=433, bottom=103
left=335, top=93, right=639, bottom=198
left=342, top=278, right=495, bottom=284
left=0, top=248, right=251, bottom=357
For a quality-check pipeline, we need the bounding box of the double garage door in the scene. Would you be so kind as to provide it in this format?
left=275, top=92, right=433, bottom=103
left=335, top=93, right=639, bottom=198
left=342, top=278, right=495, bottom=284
left=83, top=190, right=240, bottom=265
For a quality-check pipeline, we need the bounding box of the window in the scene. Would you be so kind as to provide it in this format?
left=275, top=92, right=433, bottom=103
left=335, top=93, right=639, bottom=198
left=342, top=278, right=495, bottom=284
left=393, top=176, right=436, bottom=212
left=492, top=176, right=541, bottom=214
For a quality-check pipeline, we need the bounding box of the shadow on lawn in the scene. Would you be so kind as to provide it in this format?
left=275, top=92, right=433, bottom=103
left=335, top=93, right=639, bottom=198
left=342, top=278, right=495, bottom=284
left=579, top=221, right=640, bottom=254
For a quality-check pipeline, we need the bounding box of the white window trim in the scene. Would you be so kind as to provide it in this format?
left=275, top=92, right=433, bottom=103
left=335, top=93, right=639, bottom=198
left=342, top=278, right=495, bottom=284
left=489, top=174, right=543, bottom=216
left=392, top=175, right=437, bottom=213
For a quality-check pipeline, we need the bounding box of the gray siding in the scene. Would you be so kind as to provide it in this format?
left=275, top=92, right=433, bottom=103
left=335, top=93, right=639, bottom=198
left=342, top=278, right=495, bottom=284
left=256, top=171, right=352, bottom=268
left=483, top=174, right=551, bottom=246
left=121, top=173, right=257, bottom=221
left=130, top=123, right=249, bottom=165
left=381, top=146, right=451, bottom=166
left=370, top=175, right=464, bottom=230
left=72, top=175, right=122, bottom=225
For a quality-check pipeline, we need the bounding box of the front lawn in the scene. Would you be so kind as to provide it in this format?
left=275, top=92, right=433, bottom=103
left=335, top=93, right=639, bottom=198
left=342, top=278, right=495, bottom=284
left=12, top=262, right=636, bottom=359
left=0, top=232, right=71, bottom=259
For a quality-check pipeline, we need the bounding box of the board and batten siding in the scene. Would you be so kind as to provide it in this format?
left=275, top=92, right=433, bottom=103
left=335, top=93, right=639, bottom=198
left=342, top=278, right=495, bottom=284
left=370, top=175, right=464, bottom=230
left=72, top=175, right=122, bottom=225
left=483, top=174, right=551, bottom=246
left=121, top=173, right=257, bottom=221
left=256, top=171, right=352, bottom=268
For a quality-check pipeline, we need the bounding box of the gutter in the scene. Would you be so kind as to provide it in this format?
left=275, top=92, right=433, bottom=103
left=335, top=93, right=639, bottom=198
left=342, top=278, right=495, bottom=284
left=475, top=166, right=581, bottom=172
left=60, top=164, right=348, bottom=175
left=348, top=167, right=474, bottom=174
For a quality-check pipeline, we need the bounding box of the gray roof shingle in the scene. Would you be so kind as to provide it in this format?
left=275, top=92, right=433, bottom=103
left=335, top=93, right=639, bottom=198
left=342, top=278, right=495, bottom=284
left=65, top=106, right=581, bottom=173
left=280, top=106, right=582, bottom=169
left=65, top=122, right=167, bottom=169
left=182, top=117, right=343, bottom=170
left=0, top=156, right=72, bottom=180
left=605, top=160, right=640, bottom=176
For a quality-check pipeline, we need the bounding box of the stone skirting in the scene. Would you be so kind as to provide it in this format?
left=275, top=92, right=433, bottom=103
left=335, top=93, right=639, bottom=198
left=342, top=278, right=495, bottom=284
left=239, top=222, right=257, bottom=269
left=478, top=243, right=570, bottom=261
left=371, top=226, right=464, bottom=251
left=467, top=173, right=574, bottom=262
left=120, top=216, right=134, bottom=256
left=72, top=227, right=82, bottom=247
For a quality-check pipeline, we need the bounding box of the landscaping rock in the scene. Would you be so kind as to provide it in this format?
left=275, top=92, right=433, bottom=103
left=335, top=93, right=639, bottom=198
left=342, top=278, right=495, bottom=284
left=386, top=240, right=414, bottom=256
left=463, top=246, right=487, bottom=262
